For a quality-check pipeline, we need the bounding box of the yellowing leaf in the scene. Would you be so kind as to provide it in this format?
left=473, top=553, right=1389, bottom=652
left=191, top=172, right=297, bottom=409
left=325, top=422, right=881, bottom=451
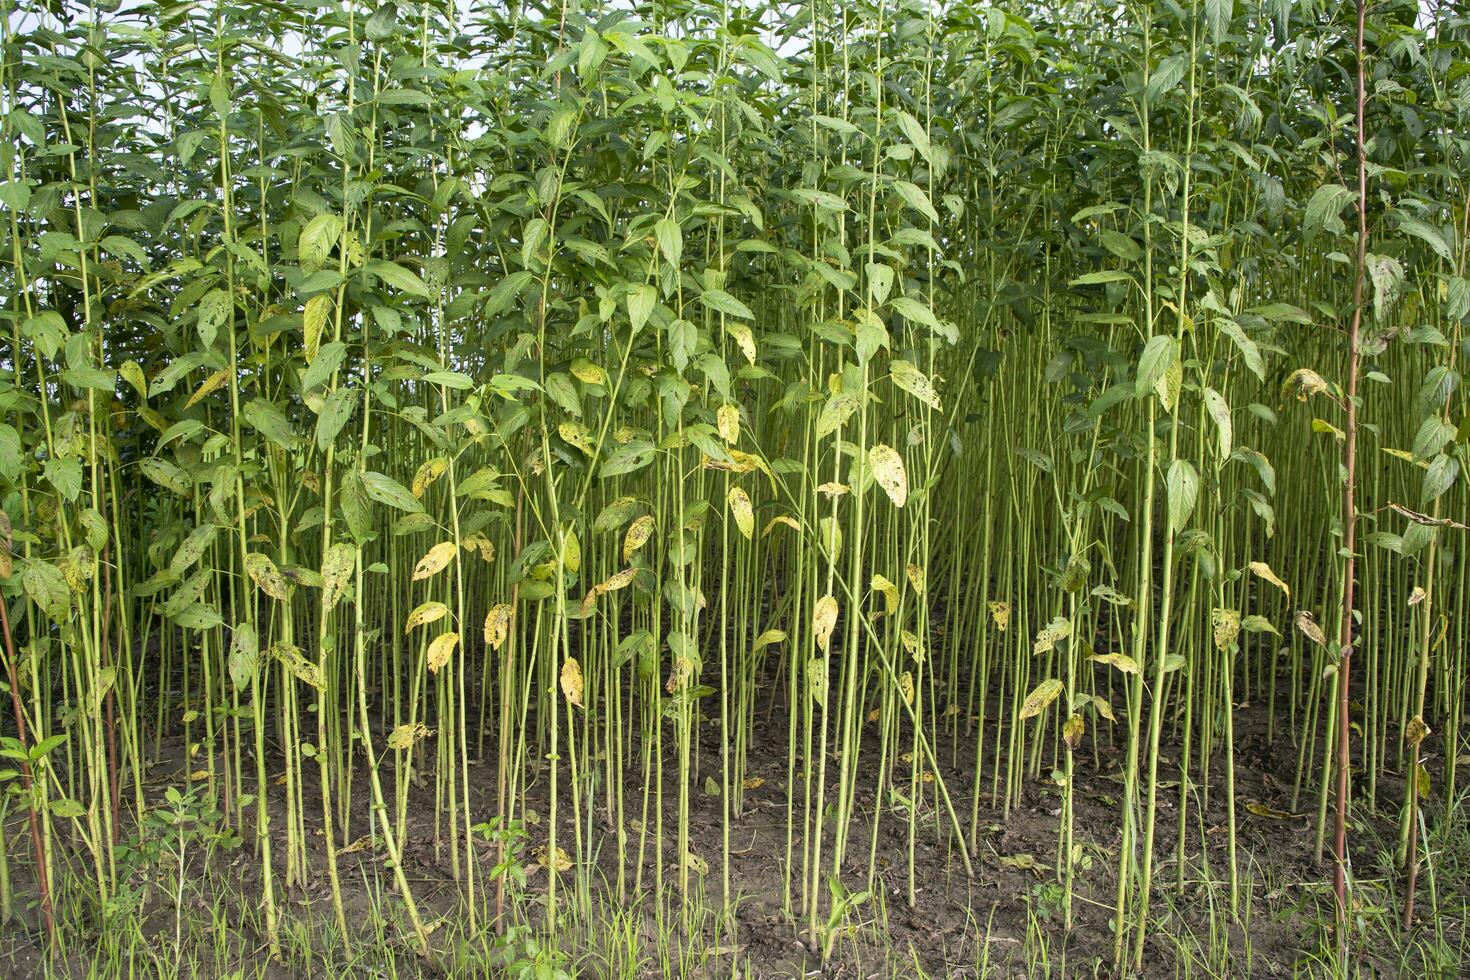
left=752, top=629, right=786, bottom=652
left=426, top=631, right=459, bottom=672
left=598, top=567, right=639, bottom=593
left=716, top=404, right=741, bottom=445
left=570, top=357, right=606, bottom=385
left=321, top=542, right=355, bottom=611
left=1090, top=652, right=1140, bottom=674
left=1244, top=800, right=1296, bottom=819
left=462, top=533, right=495, bottom=563
left=806, top=657, right=828, bottom=706
left=725, top=321, right=756, bottom=364
left=727, top=486, right=754, bottom=540
left=411, top=457, right=450, bottom=498
left=1294, top=610, right=1326, bottom=647
left=905, top=563, right=926, bottom=596
left=185, top=368, right=231, bottom=409
left=816, top=481, right=849, bottom=497
left=559, top=421, right=595, bottom=455
left=484, top=604, right=513, bottom=650
left=1249, top=561, right=1290, bottom=597
left=561, top=657, right=584, bottom=707
left=244, top=553, right=291, bottom=601
left=412, top=541, right=458, bottom=581
left=742, top=776, right=765, bottom=790
left=812, top=594, right=838, bottom=652
left=532, top=843, right=573, bottom=872
left=761, top=515, right=801, bottom=537
left=623, top=515, right=655, bottom=563
left=1019, top=678, right=1063, bottom=720
left=889, top=359, right=941, bottom=410
left=303, top=293, right=332, bottom=362
left=119, top=360, right=147, bottom=399
left=405, top=600, right=449, bottom=633
left=868, top=444, right=908, bottom=507
left=559, top=527, right=581, bottom=573
left=899, top=670, right=914, bottom=705
left=388, top=723, right=432, bottom=751
left=870, top=574, right=899, bottom=616
left=988, top=600, right=1011, bottom=632
left=1032, top=617, right=1071, bottom=654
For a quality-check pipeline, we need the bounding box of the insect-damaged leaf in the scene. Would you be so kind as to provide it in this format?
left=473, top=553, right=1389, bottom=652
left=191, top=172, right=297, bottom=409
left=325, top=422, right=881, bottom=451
left=406, top=600, right=449, bottom=633
left=412, top=541, right=457, bottom=581
left=1019, top=679, right=1063, bottom=720
left=426, top=632, right=459, bottom=673
left=812, top=594, right=838, bottom=653
left=868, top=444, right=907, bottom=508
left=560, top=657, right=584, bottom=707
left=484, top=603, right=513, bottom=650
left=727, top=486, right=754, bottom=540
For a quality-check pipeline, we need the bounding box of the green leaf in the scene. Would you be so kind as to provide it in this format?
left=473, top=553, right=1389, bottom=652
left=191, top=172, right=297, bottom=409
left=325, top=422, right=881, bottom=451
left=365, top=259, right=433, bottom=299
left=44, top=455, right=82, bottom=502
left=22, top=560, right=69, bottom=620
left=654, top=218, right=682, bottom=267
left=243, top=398, right=299, bottom=449
left=1167, top=459, right=1200, bottom=533
left=700, top=288, right=754, bottom=320
left=361, top=471, right=424, bottom=513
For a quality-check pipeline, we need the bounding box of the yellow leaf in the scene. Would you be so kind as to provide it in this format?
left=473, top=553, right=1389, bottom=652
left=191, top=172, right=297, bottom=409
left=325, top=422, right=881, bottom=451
left=870, top=574, right=899, bottom=616
left=484, top=604, right=513, bottom=650
left=388, top=723, right=432, bottom=751
left=752, top=629, right=786, bottom=652
left=727, top=486, right=754, bottom=540
left=1294, top=610, right=1326, bottom=647
left=462, top=533, right=495, bottom=563
left=988, top=600, right=1011, bottom=631
left=816, top=482, right=849, bottom=497
left=532, top=843, right=573, bottom=872
left=411, top=457, right=450, bottom=498
left=761, top=515, right=801, bottom=537
left=244, top=553, right=291, bottom=601
left=570, top=357, right=606, bottom=385
left=905, top=563, right=926, bottom=596
left=405, top=600, right=449, bottom=633
left=558, top=421, right=595, bottom=455
left=868, top=444, right=908, bottom=507
left=119, top=360, right=147, bottom=399
left=623, top=515, right=655, bottom=563
left=682, top=849, right=710, bottom=876
left=560, top=527, right=581, bottom=573
left=716, top=404, right=741, bottom=445
left=599, top=567, right=639, bottom=593
left=321, top=542, right=355, bottom=611
left=560, top=657, right=584, bottom=707
left=899, top=670, right=914, bottom=705
left=1089, top=652, right=1140, bottom=674
left=426, top=632, right=459, bottom=673
left=812, top=594, right=838, bottom=653
left=1033, top=617, right=1072, bottom=654
left=725, top=321, right=756, bottom=364
left=412, top=541, right=458, bottom=581
left=1244, top=800, right=1296, bottom=819
left=185, top=368, right=231, bottom=408
left=1062, top=712, right=1085, bottom=749
left=1248, top=561, right=1290, bottom=597
left=303, top=293, right=332, bottom=363
left=1019, top=678, right=1063, bottom=720
left=900, top=629, right=923, bottom=662
left=742, top=776, right=765, bottom=790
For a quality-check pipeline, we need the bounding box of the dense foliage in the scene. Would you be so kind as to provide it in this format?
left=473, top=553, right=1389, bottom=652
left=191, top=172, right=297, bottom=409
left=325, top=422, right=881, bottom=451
left=1, top=0, right=1467, bottom=975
